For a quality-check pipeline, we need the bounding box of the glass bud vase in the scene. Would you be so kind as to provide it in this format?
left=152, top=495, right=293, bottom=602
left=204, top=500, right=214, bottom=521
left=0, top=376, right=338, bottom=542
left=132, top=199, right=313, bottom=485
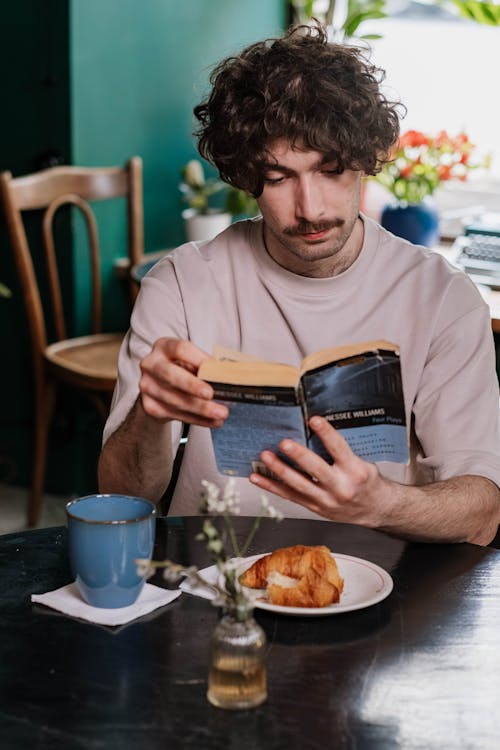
left=207, top=608, right=267, bottom=710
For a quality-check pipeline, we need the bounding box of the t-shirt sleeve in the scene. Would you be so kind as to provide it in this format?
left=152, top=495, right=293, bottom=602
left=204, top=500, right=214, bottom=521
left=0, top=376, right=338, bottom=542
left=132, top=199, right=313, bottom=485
left=102, top=259, right=188, bottom=446
left=412, top=293, right=500, bottom=488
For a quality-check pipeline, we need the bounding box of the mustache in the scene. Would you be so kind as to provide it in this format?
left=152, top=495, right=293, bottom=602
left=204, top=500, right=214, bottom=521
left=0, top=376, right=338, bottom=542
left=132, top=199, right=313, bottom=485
left=283, top=218, right=344, bottom=236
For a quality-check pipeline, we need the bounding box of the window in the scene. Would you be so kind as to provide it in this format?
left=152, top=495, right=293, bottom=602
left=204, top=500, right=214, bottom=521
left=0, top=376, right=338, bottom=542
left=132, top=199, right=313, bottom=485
left=369, top=3, right=500, bottom=180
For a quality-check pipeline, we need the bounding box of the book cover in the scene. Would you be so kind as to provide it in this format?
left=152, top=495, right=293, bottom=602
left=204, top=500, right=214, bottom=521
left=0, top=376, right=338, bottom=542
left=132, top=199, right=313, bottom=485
left=199, top=341, right=409, bottom=478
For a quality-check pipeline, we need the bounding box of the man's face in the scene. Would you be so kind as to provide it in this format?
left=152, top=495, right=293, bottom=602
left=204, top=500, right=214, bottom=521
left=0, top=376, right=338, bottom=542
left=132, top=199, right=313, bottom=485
left=256, top=139, right=363, bottom=277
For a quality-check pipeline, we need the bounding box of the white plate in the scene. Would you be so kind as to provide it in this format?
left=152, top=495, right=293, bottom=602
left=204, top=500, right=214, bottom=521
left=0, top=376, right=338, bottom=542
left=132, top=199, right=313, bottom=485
left=180, top=552, right=393, bottom=617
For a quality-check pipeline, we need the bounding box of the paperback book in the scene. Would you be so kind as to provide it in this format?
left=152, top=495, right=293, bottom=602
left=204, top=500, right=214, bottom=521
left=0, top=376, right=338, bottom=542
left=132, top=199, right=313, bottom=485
left=198, top=340, right=409, bottom=478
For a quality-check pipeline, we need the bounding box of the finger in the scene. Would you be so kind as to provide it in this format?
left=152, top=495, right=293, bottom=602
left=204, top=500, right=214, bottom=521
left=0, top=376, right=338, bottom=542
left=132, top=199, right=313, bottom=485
left=249, top=461, right=330, bottom=518
left=308, top=416, right=358, bottom=468
left=276, top=436, right=335, bottom=485
left=142, top=337, right=213, bottom=391
left=252, top=449, right=327, bottom=501
left=141, top=392, right=226, bottom=428
left=261, top=429, right=371, bottom=504
left=308, top=416, right=377, bottom=498
left=140, top=372, right=228, bottom=423
left=160, top=337, right=212, bottom=371
left=141, top=353, right=213, bottom=401
left=140, top=339, right=213, bottom=399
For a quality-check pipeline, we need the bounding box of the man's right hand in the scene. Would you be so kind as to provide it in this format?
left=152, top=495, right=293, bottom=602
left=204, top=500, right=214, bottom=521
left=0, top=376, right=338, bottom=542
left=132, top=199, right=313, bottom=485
left=139, top=337, right=229, bottom=427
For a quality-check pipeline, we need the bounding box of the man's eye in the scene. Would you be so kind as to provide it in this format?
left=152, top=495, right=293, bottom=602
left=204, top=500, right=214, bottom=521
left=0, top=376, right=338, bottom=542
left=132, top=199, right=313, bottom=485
left=263, top=175, right=285, bottom=185
left=322, top=167, right=344, bottom=176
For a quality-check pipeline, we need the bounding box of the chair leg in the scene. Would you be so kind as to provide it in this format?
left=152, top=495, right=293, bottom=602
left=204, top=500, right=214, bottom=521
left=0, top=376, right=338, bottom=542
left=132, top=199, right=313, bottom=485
left=28, top=382, right=55, bottom=528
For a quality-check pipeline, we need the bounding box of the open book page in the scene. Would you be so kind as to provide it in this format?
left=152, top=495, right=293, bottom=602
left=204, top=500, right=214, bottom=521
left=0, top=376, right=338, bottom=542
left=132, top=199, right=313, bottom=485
left=199, top=349, right=299, bottom=387
left=299, top=340, right=399, bottom=376
left=199, top=359, right=299, bottom=388
left=210, top=394, right=306, bottom=478
left=300, top=345, right=409, bottom=464
left=200, top=346, right=304, bottom=477
left=202, top=341, right=408, bottom=477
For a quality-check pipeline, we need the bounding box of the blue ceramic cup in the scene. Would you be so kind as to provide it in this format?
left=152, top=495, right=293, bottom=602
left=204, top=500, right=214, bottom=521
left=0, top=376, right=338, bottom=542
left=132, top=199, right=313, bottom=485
left=66, top=494, right=156, bottom=609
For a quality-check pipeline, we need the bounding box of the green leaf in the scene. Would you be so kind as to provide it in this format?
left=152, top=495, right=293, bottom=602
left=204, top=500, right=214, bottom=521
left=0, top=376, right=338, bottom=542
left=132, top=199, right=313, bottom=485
left=225, top=188, right=259, bottom=217
left=447, top=0, right=500, bottom=25
left=0, top=283, right=12, bottom=298
left=225, top=188, right=247, bottom=215
left=343, top=9, right=386, bottom=35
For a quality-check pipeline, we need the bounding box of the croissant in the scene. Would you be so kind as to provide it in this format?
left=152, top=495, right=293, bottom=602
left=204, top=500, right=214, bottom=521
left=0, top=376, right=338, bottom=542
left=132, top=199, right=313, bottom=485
left=239, top=544, right=344, bottom=608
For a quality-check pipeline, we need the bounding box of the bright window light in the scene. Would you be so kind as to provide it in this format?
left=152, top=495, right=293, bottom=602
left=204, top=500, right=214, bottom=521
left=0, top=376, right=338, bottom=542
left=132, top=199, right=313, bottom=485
left=366, top=8, right=500, bottom=179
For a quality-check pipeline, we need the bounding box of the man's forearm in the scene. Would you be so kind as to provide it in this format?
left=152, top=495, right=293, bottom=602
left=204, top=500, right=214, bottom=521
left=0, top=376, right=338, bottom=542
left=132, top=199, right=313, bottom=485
left=377, top=474, right=500, bottom=546
left=98, top=397, right=175, bottom=504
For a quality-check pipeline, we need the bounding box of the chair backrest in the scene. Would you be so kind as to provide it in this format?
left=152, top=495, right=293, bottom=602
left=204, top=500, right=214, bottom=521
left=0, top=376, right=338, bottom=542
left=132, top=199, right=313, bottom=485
left=0, top=157, right=143, bottom=356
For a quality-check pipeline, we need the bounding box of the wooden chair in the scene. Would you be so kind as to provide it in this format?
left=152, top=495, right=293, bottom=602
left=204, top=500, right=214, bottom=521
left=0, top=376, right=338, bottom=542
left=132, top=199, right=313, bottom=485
left=0, top=157, right=144, bottom=526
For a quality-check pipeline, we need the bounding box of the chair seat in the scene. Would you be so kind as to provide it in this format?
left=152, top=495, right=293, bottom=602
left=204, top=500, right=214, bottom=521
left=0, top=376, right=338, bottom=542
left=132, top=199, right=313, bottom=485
left=44, top=333, right=124, bottom=391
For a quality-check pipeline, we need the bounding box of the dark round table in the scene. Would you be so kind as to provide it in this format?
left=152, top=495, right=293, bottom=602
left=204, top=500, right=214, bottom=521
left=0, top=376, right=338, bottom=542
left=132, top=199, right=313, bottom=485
left=1, top=515, right=500, bottom=749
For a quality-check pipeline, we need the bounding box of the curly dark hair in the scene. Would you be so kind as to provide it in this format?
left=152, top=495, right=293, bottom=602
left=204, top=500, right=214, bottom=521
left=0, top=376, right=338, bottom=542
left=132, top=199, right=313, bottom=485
left=194, top=24, right=404, bottom=197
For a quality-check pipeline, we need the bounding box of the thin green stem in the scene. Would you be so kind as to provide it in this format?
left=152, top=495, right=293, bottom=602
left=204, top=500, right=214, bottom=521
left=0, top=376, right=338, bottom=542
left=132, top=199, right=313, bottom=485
left=239, top=516, right=262, bottom=558
left=223, top=513, right=241, bottom=557
left=139, top=557, right=229, bottom=600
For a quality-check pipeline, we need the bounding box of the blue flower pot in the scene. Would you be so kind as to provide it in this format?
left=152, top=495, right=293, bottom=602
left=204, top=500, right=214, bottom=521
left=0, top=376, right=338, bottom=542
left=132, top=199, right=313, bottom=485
left=381, top=199, right=440, bottom=247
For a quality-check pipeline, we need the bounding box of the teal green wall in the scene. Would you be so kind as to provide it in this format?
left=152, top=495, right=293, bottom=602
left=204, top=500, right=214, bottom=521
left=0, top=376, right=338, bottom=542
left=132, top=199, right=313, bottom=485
left=70, top=0, right=285, bottom=334
left=0, top=1, right=72, bottom=491
left=0, top=1, right=286, bottom=495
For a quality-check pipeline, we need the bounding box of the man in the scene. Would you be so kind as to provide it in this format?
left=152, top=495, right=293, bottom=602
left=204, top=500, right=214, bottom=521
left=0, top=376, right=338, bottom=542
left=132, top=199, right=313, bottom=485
left=98, top=25, right=500, bottom=545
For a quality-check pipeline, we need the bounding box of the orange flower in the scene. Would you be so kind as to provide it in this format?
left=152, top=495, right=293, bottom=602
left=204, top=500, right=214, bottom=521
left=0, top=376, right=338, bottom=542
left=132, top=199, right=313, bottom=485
left=399, top=130, right=429, bottom=148
left=434, top=130, right=451, bottom=147
left=437, top=165, right=453, bottom=181
left=453, top=133, right=470, bottom=147
left=374, top=128, right=488, bottom=204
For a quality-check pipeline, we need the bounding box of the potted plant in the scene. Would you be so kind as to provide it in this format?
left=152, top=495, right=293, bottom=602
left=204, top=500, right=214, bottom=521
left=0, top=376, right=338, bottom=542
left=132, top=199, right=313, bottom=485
left=374, top=129, right=490, bottom=246
left=180, top=159, right=259, bottom=242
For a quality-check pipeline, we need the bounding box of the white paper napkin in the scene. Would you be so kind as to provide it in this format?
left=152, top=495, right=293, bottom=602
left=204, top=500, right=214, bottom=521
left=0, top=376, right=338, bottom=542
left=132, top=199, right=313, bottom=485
left=31, top=582, right=182, bottom=626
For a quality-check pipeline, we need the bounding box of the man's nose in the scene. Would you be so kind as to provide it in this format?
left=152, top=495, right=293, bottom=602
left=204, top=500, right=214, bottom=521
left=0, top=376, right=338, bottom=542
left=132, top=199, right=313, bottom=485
left=294, top=177, right=324, bottom=222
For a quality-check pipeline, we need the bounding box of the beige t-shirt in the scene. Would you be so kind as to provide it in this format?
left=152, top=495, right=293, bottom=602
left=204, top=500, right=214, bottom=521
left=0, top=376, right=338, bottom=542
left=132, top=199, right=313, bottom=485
left=104, top=215, right=500, bottom=517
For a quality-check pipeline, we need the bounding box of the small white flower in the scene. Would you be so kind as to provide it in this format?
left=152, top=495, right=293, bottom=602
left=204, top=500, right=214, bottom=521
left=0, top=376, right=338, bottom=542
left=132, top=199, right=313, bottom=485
left=260, top=494, right=284, bottom=521
left=135, top=559, right=155, bottom=579
left=201, top=479, right=222, bottom=514
left=141, top=480, right=285, bottom=617
left=222, top=478, right=241, bottom=514
left=202, top=478, right=242, bottom=515
left=162, top=566, right=183, bottom=584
